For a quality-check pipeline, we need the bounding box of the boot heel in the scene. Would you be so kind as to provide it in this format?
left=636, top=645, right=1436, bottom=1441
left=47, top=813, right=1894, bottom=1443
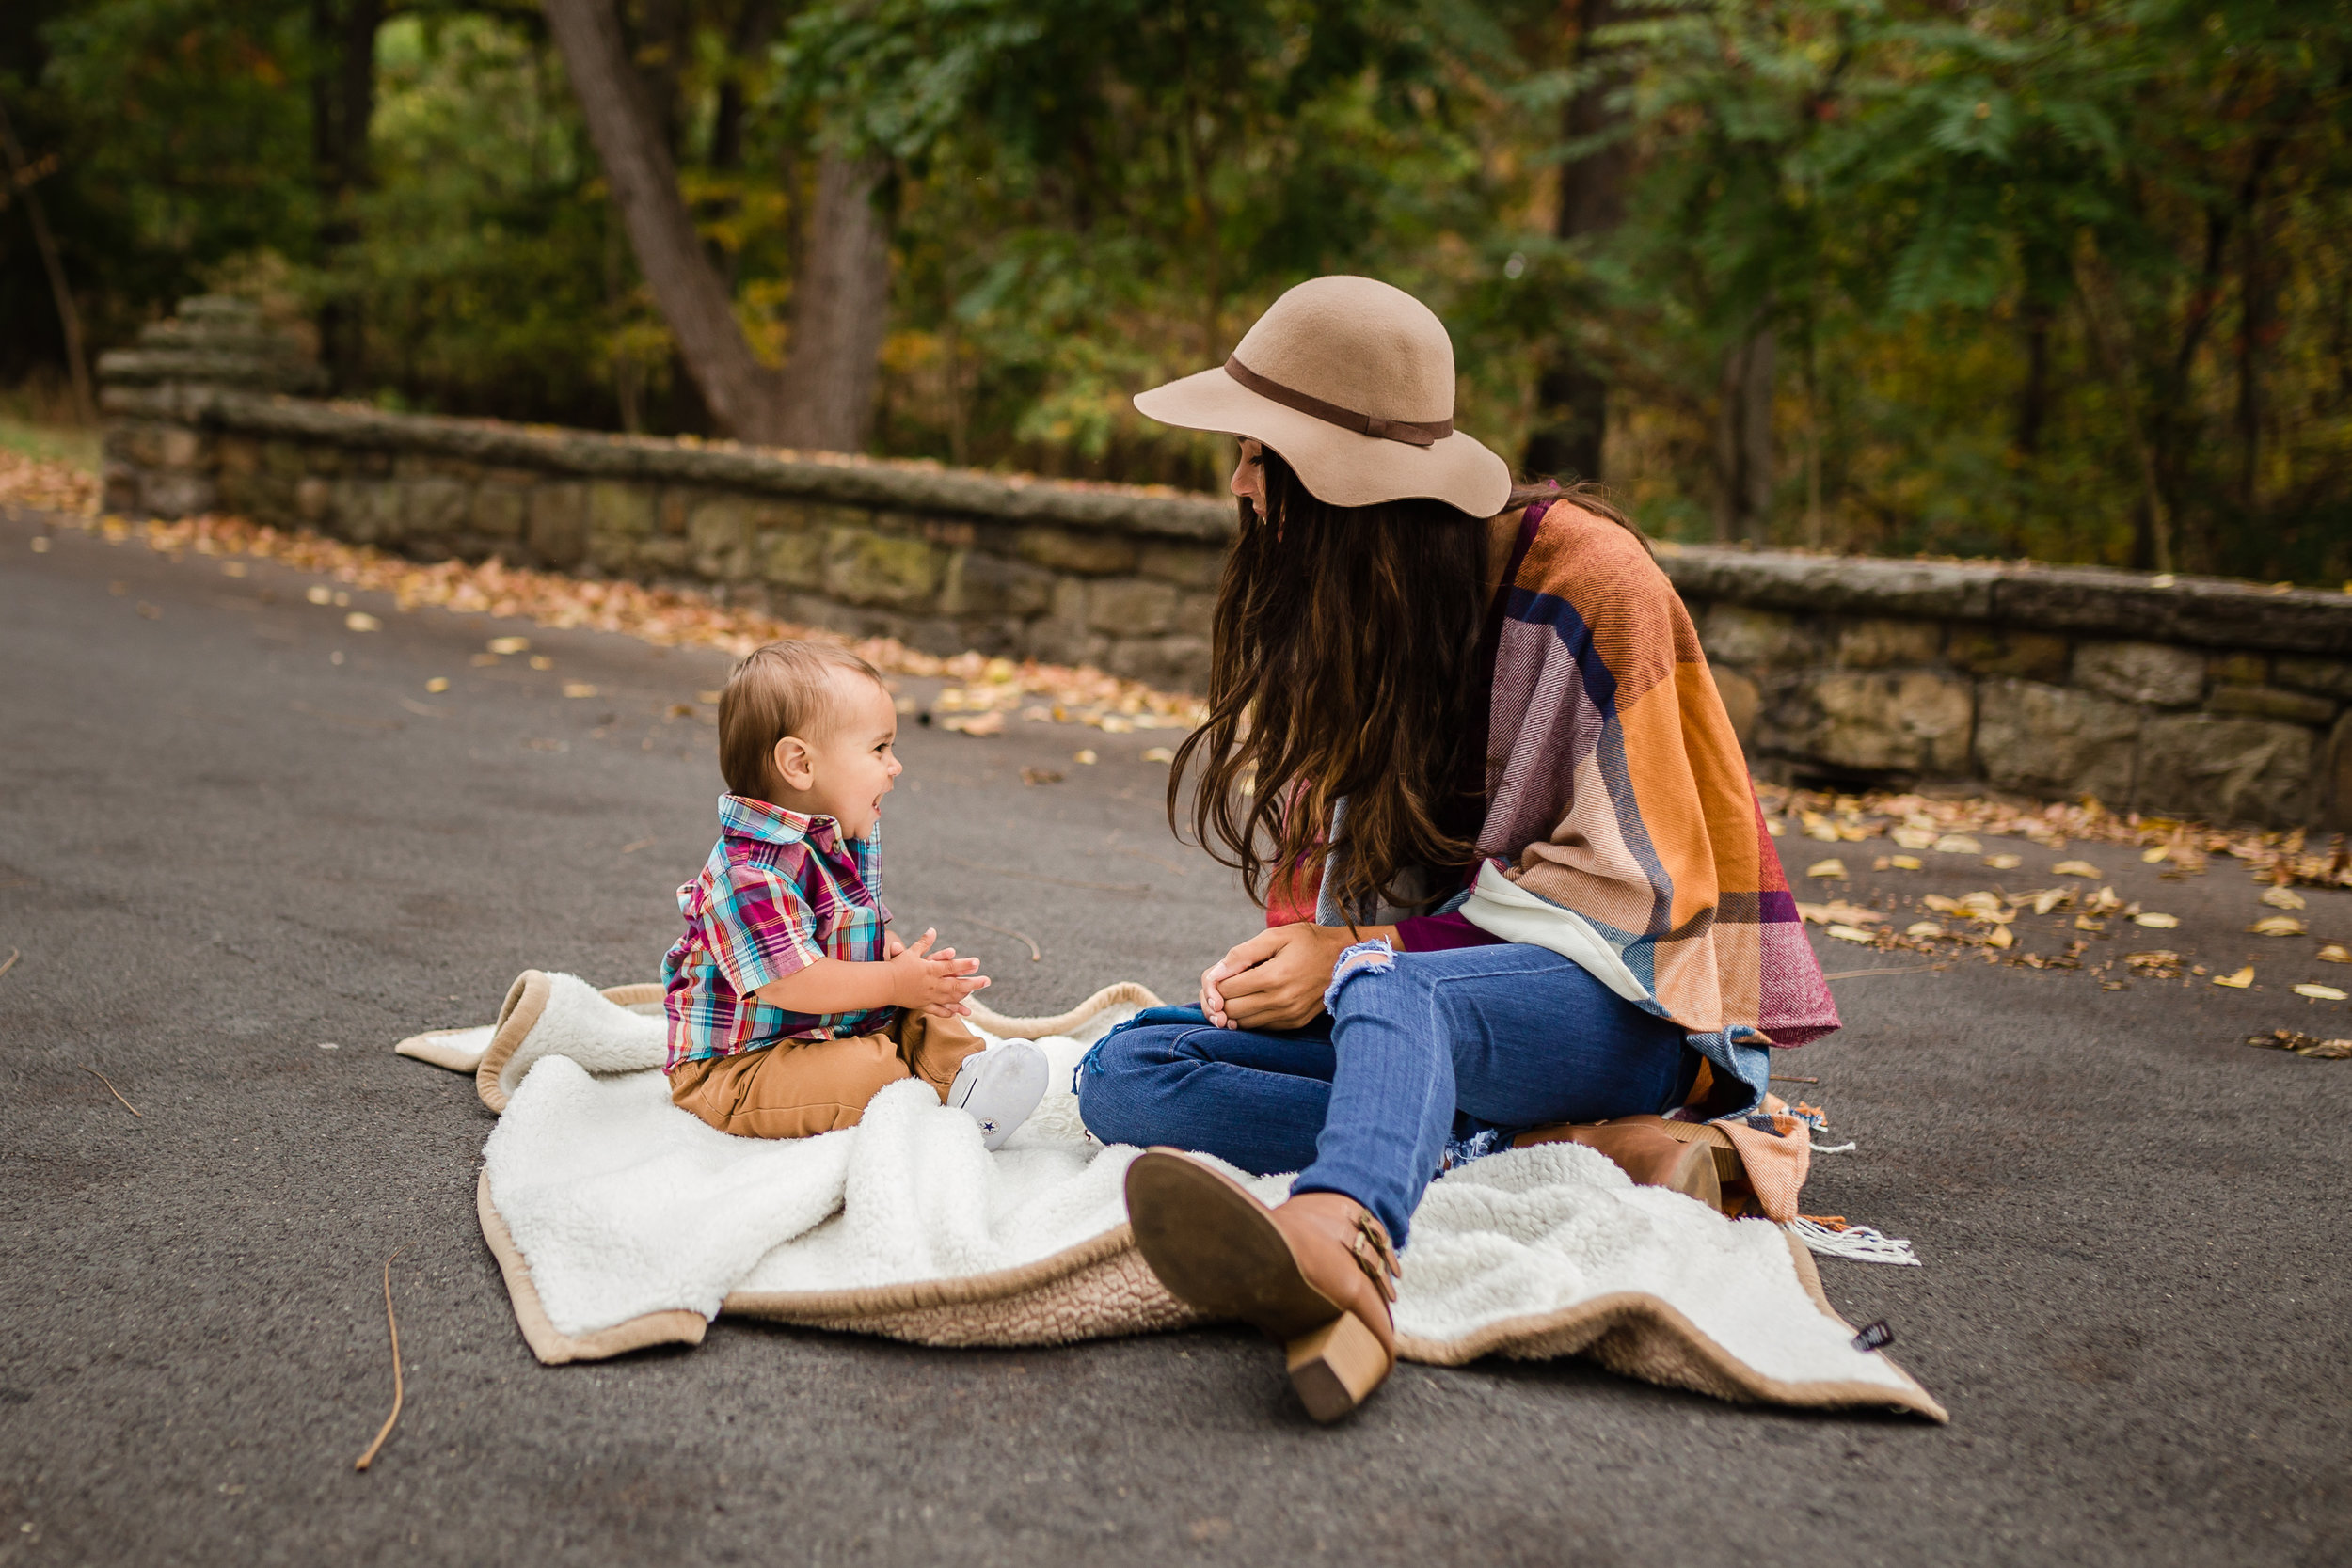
left=1284, top=1311, right=1392, bottom=1423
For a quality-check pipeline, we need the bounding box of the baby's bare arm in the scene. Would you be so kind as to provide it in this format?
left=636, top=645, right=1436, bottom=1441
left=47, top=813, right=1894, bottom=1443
left=754, top=929, right=989, bottom=1017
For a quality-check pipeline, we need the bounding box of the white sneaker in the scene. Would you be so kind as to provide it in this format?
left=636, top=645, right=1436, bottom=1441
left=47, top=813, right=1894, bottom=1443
left=946, top=1038, right=1050, bottom=1151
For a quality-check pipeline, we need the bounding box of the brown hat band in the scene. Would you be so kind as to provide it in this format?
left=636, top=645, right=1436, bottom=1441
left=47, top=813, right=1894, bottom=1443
left=1223, top=355, right=1453, bottom=448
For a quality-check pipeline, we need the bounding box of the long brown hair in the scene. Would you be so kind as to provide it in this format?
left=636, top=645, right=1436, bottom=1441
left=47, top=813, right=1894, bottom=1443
left=1169, top=455, right=1648, bottom=918
left=1168, top=451, right=1492, bottom=918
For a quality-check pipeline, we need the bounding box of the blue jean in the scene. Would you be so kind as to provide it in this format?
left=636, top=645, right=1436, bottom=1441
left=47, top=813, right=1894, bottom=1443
left=1076, top=942, right=1692, bottom=1246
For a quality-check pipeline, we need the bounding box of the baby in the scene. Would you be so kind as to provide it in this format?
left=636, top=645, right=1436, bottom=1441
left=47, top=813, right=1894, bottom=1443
left=661, top=639, right=1048, bottom=1148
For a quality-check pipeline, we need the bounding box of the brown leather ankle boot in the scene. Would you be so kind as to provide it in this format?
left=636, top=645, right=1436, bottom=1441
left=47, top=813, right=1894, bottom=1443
left=1514, top=1114, right=1725, bottom=1210
left=1124, top=1150, right=1399, bottom=1422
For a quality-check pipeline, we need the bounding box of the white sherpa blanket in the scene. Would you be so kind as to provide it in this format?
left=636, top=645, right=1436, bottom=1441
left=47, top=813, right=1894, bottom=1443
left=398, top=974, right=1944, bottom=1418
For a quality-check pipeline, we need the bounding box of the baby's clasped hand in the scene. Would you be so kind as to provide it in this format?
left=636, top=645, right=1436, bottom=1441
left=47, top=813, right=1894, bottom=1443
left=887, top=927, right=990, bottom=1017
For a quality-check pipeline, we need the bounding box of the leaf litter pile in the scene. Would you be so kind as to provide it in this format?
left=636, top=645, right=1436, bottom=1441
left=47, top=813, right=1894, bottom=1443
left=30, top=496, right=1200, bottom=734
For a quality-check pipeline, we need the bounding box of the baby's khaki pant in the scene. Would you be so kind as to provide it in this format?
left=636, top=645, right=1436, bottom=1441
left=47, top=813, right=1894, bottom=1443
left=667, top=1012, right=987, bottom=1140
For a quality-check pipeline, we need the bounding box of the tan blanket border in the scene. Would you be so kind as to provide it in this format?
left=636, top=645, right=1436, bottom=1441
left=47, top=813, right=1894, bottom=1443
left=469, top=978, right=1946, bottom=1419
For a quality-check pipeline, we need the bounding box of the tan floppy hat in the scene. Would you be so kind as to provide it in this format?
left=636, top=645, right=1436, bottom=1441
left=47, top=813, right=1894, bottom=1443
left=1133, top=275, right=1512, bottom=517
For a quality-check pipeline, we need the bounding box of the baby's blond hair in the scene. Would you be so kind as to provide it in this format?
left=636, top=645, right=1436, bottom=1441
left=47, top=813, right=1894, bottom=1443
left=718, top=640, right=885, bottom=801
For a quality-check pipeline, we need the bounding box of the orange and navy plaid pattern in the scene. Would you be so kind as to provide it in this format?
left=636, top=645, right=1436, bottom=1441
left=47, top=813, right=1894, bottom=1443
left=660, top=794, right=895, bottom=1071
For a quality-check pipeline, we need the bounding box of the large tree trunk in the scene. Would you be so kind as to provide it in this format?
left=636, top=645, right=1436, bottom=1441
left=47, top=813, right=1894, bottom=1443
left=1522, top=0, right=1628, bottom=482
left=310, top=0, right=383, bottom=391
left=542, top=0, right=788, bottom=442
left=775, top=152, right=893, bottom=452
left=1713, top=323, right=1774, bottom=543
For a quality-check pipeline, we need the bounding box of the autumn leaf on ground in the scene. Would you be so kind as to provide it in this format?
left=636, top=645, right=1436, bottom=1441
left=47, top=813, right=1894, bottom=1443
left=2133, top=911, right=2179, bottom=928
left=487, top=636, right=530, bottom=655
left=343, top=611, right=379, bottom=631
left=1983, top=853, right=2022, bottom=870
left=1805, top=859, right=1847, bottom=880
left=1934, top=834, right=1981, bottom=854
left=2317, top=943, right=2352, bottom=964
left=2029, top=888, right=2072, bottom=915
left=2248, top=1029, right=2352, bottom=1058
left=2261, top=885, right=2307, bottom=911
left=1797, top=901, right=1883, bottom=926
left=2249, top=916, right=2307, bottom=937
left=1826, top=925, right=1878, bottom=944
left=563, top=683, right=599, bottom=699
left=1886, top=854, right=1922, bottom=870
left=940, top=710, right=1007, bottom=736
left=2084, top=886, right=2123, bottom=916
left=1020, top=767, right=1064, bottom=786
left=2054, top=860, right=2102, bottom=879
left=1982, top=924, right=2013, bottom=949
left=1906, top=921, right=1946, bottom=938
left=1922, top=895, right=1963, bottom=915
left=2293, top=983, right=2347, bottom=1001
left=1891, top=826, right=1937, bottom=850
left=2212, top=967, right=2254, bottom=988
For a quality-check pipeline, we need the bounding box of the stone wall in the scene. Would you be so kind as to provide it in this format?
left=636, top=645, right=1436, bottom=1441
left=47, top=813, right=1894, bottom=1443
left=97, top=297, right=2352, bottom=829
left=1666, top=549, right=2352, bottom=828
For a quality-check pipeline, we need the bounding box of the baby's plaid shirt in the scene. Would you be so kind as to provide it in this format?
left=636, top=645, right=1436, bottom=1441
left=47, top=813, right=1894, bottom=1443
left=660, top=793, right=896, bottom=1070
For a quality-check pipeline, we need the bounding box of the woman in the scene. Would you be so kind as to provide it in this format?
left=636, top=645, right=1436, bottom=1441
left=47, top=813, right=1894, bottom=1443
left=1078, top=275, right=1838, bottom=1421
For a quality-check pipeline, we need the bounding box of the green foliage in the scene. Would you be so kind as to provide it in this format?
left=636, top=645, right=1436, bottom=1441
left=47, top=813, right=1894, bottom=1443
left=4, top=0, right=2349, bottom=578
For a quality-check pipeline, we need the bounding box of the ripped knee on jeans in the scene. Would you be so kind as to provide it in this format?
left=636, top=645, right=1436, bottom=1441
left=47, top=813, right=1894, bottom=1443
left=1322, top=936, right=1398, bottom=1013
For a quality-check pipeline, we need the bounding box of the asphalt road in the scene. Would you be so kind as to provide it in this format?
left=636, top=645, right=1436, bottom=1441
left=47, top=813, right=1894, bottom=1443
left=2, top=504, right=2346, bottom=1567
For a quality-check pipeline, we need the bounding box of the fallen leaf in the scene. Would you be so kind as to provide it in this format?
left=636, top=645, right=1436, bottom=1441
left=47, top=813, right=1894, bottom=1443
left=699, top=690, right=723, bottom=705
left=1906, top=921, right=1946, bottom=938
left=563, top=683, right=599, bottom=699
left=529, top=655, right=553, bottom=671
left=1073, top=748, right=1098, bottom=765
left=1826, top=925, right=1878, bottom=944
left=2054, top=860, right=2102, bottom=879
left=2318, top=943, right=2352, bottom=964
left=2084, top=886, right=2123, bottom=916
left=1983, top=924, right=2013, bottom=948
left=1797, top=901, right=1884, bottom=926
left=1801, top=811, right=1841, bottom=843
left=2029, top=888, right=2072, bottom=915
left=2212, top=967, right=2254, bottom=988
left=1764, top=816, right=1786, bottom=837
left=1141, top=746, right=1175, bottom=763
left=1983, top=853, right=2022, bottom=870
left=1805, top=859, right=1848, bottom=880
left=2141, top=845, right=2169, bottom=863
left=1955, top=891, right=2010, bottom=921
left=1891, top=826, right=1937, bottom=850
left=343, top=611, right=380, bottom=632
left=306, top=584, right=335, bottom=606
left=1887, top=854, right=1923, bottom=871
left=1933, top=834, right=1981, bottom=855
left=2132, top=911, right=2179, bottom=928
left=424, top=677, right=449, bottom=693
left=2293, top=983, right=2347, bottom=1001
left=2247, top=1028, right=2352, bottom=1059
left=2249, top=916, right=2308, bottom=937
left=2074, top=915, right=2106, bottom=932
left=486, top=636, right=530, bottom=656
left=940, top=709, right=1007, bottom=736
left=1020, top=767, right=1065, bottom=786
left=2261, top=885, right=2307, bottom=911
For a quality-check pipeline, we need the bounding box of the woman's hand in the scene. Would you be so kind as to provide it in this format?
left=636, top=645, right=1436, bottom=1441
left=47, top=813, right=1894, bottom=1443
left=1202, top=925, right=1391, bottom=1032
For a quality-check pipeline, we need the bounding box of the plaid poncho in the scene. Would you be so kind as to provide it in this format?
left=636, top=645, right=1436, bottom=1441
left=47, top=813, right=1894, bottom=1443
left=1454, top=498, right=1838, bottom=1109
